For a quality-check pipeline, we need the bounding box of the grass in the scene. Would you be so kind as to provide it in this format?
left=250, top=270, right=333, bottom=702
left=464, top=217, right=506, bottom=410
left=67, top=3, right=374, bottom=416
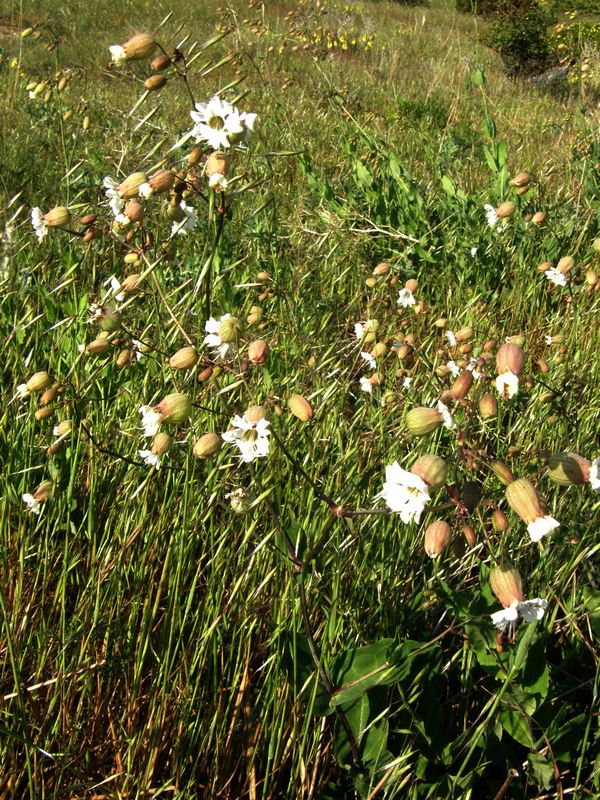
left=0, top=0, right=599, bottom=797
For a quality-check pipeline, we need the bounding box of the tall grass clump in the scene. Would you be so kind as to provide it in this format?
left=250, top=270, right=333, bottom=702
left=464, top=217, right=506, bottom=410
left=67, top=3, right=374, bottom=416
left=0, top=1, right=599, bottom=798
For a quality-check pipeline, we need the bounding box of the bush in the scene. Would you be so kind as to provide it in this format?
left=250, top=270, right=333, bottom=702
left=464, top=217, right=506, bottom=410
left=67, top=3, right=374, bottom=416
left=484, top=0, right=555, bottom=77
left=455, top=0, right=495, bottom=15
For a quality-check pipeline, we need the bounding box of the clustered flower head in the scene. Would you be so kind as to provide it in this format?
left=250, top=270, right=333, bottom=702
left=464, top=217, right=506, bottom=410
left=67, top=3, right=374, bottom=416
left=190, top=95, right=256, bottom=151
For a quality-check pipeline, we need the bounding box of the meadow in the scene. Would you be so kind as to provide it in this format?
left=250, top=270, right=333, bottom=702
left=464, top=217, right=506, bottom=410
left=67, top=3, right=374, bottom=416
left=0, top=0, right=599, bottom=797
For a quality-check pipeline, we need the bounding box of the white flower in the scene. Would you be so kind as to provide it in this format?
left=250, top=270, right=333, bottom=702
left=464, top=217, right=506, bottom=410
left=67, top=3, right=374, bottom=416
left=222, top=414, right=270, bottom=463
left=446, top=360, right=460, bottom=378
left=589, top=458, right=600, bottom=490
left=466, top=359, right=482, bottom=380
left=204, top=314, right=235, bottom=359
left=22, top=493, right=41, bottom=515
left=208, top=172, right=229, bottom=192
left=403, top=376, right=412, bottom=389
left=436, top=400, right=455, bottom=430
left=360, top=351, right=376, bottom=370
left=470, top=246, right=478, bottom=257
left=495, top=371, right=519, bottom=399
left=239, top=110, right=257, bottom=133
left=16, top=383, right=30, bottom=399
left=132, top=339, right=145, bottom=361
left=445, top=330, right=457, bottom=347
left=138, top=449, right=161, bottom=469
left=171, top=201, right=196, bottom=237
left=376, top=461, right=430, bottom=524
left=109, top=45, right=127, bottom=65
left=544, top=335, right=553, bottom=346
left=527, top=515, right=560, bottom=543
left=355, top=323, right=365, bottom=339
left=138, top=182, right=153, bottom=199
left=114, top=213, right=129, bottom=226
left=189, top=95, right=253, bottom=150
left=397, top=288, right=415, bottom=308
left=545, top=267, right=567, bottom=287
left=105, top=275, right=124, bottom=303
left=31, top=207, right=48, bottom=242
left=103, top=176, right=124, bottom=217
left=491, top=598, right=547, bottom=631
left=484, top=204, right=499, bottom=227
left=139, top=405, right=163, bottom=437
left=359, top=376, right=373, bottom=394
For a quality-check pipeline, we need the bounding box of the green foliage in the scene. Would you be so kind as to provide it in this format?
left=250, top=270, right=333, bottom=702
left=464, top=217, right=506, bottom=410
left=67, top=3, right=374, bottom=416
left=484, top=0, right=556, bottom=76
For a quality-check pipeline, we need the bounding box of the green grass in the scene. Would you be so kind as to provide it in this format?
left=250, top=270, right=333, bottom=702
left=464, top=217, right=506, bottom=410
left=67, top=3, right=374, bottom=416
left=0, top=0, right=599, bottom=797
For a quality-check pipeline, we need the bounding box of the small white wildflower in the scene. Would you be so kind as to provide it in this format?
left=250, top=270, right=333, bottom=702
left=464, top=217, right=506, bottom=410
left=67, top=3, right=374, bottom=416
left=436, top=400, right=455, bottom=430
left=22, top=493, right=41, bottom=515
left=445, top=330, right=457, bottom=347
left=484, top=204, right=499, bottom=228
left=589, top=458, right=600, bottom=491
left=105, top=275, right=125, bottom=303
left=222, top=414, right=270, bottom=463
left=360, top=351, right=376, bottom=370
left=403, top=376, right=412, bottom=389
left=376, top=461, right=430, bottom=524
left=466, top=359, right=482, bottom=380
left=109, top=45, right=127, bottom=65
left=132, top=339, right=145, bottom=362
left=204, top=314, right=235, bottom=360
left=139, top=405, right=163, bottom=437
left=495, top=371, right=519, bottom=399
left=31, top=207, right=48, bottom=242
left=138, top=449, right=161, bottom=469
left=545, top=267, right=567, bottom=287
left=359, top=376, right=373, bottom=394
left=103, top=176, right=124, bottom=217
left=544, top=335, right=553, bottom=346
left=491, top=598, right=547, bottom=631
left=397, top=288, right=416, bottom=308
left=171, top=201, right=196, bottom=237
left=208, top=172, right=228, bottom=191
left=527, top=515, right=560, bottom=543
left=138, top=182, right=153, bottom=199
left=16, top=383, right=30, bottom=399
left=470, top=246, right=478, bottom=257
left=446, top=360, right=460, bottom=378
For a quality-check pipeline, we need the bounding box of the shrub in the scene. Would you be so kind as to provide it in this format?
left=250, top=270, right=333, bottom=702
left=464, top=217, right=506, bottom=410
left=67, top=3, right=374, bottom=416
left=484, top=0, right=556, bottom=77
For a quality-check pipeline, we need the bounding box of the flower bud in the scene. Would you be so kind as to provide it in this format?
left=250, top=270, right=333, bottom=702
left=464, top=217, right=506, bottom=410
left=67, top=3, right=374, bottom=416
left=144, top=75, right=167, bottom=91
left=462, top=481, right=480, bottom=512
left=54, top=419, right=72, bottom=437
left=475, top=393, right=496, bottom=420
left=404, top=278, right=418, bottom=293
left=496, top=342, right=524, bottom=376
left=152, top=432, right=173, bottom=455
left=450, top=370, right=473, bottom=401
left=509, top=172, right=531, bottom=188
left=118, top=172, right=148, bottom=199
left=492, top=509, right=509, bottom=531
left=557, top=255, right=574, bottom=275
left=531, top=211, right=545, bottom=226
left=245, top=405, right=268, bottom=424
left=156, top=393, right=192, bottom=424
left=123, top=33, right=157, bottom=61
left=424, top=520, right=452, bottom=558
left=506, top=479, right=545, bottom=524
left=116, top=349, right=133, bottom=368
left=585, top=269, right=598, bottom=286
left=455, top=326, right=473, bottom=342
left=406, top=407, right=443, bottom=436
left=35, top=407, right=54, bottom=421
left=372, top=262, right=390, bottom=276
left=97, top=307, right=122, bottom=333
left=490, top=460, right=515, bottom=485
left=462, top=524, right=476, bottom=547
left=495, top=201, right=516, bottom=219
left=193, top=432, right=222, bottom=459
left=87, top=337, right=111, bottom=355
left=33, top=480, right=54, bottom=503
left=43, top=206, right=71, bottom=227
left=411, top=454, right=447, bottom=489
left=247, top=305, right=263, bottom=325
left=289, top=394, right=313, bottom=422
left=490, top=563, right=524, bottom=608
left=26, top=371, right=51, bottom=393
left=547, top=452, right=591, bottom=486
left=79, top=213, right=96, bottom=227
left=218, top=316, right=243, bottom=343
left=124, top=200, right=144, bottom=223
left=206, top=151, right=230, bottom=177
left=169, top=346, right=199, bottom=370
left=151, top=54, right=171, bottom=71
left=248, top=339, right=269, bottom=365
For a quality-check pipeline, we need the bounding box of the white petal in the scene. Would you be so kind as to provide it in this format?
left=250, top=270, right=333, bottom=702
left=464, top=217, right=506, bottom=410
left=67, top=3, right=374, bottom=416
left=495, top=371, right=519, bottom=399
left=359, top=376, right=373, bottom=394
left=527, top=515, right=560, bottom=543
left=517, top=598, right=548, bottom=622
left=589, top=458, right=600, bottom=491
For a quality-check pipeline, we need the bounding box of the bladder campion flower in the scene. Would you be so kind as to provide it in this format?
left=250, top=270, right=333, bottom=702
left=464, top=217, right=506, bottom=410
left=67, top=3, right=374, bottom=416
left=222, top=413, right=271, bottom=463
left=377, top=461, right=430, bottom=524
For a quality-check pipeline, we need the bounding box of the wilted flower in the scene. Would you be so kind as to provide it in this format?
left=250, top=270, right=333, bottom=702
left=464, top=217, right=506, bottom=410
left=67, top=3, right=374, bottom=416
left=545, top=267, right=567, bottom=287
left=138, top=449, right=161, bottom=469
left=208, top=172, right=228, bottom=191
left=222, top=413, right=270, bottom=463
left=31, top=207, right=48, bottom=242
left=446, top=360, right=460, bottom=378
left=359, top=376, right=373, bottom=394
left=170, top=201, right=196, bottom=237
left=360, top=351, right=376, bottom=370
left=376, top=461, right=430, bottom=524
left=436, top=400, right=455, bottom=430
left=445, top=330, right=457, bottom=347
left=103, top=177, right=125, bottom=217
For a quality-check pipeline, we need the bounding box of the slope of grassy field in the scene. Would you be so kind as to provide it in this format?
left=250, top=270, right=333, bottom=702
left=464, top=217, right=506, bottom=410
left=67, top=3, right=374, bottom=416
left=0, top=1, right=599, bottom=798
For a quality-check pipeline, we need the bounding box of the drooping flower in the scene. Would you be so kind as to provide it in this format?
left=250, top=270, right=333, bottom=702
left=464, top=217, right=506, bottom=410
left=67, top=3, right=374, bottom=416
left=446, top=360, right=460, bottom=378
left=506, top=478, right=560, bottom=543
left=545, top=267, right=567, bottom=287
left=484, top=204, right=499, bottom=227
left=359, top=376, right=373, bottom=394
left=397, top=287, right=416, bottom=308
left=103, top=176, right=125, bottom=217
left=360, top=351, right=376, bottom=370
left=138, top=449, right=161, bottom=469
left=109, top=45, right=127, bottom=65
left=31, top=207, right=48, bottom=242
left=222, top=414, right=271, bottom=463
left=495, top=371, right=520, bottom=399
left=208, top=172, right=229, bottom=191
left=139, top=405, right=163, bottom=437
left=22, top=493, right=41, bottom=515
left=170, top=200, right=196, bottom=237
left=376, top=461, right=430, bottom=524
left=436, top=400, right=455, bottom=430
left=491, top=598, right=548, bottom=631
left=445, top=330, right=457, bottom=347
left=204, top=314, right=237, bottom=359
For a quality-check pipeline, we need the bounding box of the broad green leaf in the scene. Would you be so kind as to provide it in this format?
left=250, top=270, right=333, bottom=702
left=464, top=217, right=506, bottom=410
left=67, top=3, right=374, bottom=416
left=528, top=753, right=555, bottom=790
